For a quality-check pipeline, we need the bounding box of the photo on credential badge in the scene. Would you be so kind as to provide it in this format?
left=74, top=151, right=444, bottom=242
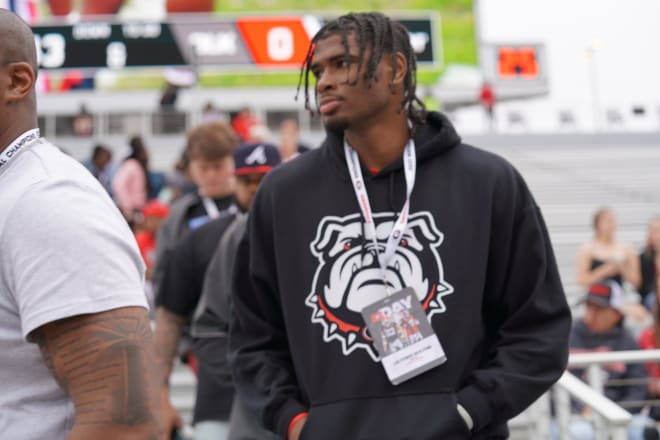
left=362, top=287, right=447, bottom=385
left=366, top=293, right=424, bottom=355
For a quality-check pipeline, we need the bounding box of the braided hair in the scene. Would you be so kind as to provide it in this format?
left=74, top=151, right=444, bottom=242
left=296, top=12, right=426, bottom=129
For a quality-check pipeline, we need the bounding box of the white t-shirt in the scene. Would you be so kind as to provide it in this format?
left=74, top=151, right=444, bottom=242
left=0, top=135, right=148, bottom=439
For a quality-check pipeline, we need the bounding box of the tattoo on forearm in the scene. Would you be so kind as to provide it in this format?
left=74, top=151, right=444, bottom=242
left=32, top=307, right=158, bottom=427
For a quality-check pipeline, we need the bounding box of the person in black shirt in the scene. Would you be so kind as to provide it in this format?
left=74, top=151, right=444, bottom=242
left=154, top=142, right=281, bottom=440
left=639, top=217, right=660, bottom=309
left=153, top=120, right=239, bottom=440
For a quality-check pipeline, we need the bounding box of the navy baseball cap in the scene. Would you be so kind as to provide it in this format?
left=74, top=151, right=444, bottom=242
left=234, top=142, right=281, bottom=175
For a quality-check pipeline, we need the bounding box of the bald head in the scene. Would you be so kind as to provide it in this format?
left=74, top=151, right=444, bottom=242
left=0, top=9, right=38, bottom=74
left=0, top=9, right=39, bottom=152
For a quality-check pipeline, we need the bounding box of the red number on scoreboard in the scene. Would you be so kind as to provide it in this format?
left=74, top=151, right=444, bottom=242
left=497, top=47, right=539, bottom=79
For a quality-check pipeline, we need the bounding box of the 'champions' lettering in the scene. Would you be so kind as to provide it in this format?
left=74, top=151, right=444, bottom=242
left=0, top=129, right=40, bottom=172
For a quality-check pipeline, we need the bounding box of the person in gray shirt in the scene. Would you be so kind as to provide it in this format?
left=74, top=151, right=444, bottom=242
left=0, top=9, right=159, bottom=440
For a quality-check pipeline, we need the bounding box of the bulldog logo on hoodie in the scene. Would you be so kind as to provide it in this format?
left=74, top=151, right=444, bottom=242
left=306, top=211, right=453, bottom=361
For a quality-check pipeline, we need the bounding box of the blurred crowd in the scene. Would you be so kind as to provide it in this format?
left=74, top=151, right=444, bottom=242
left=564, top=208, right=660, bottom=439
left=81, top=107, right=309, bottom=229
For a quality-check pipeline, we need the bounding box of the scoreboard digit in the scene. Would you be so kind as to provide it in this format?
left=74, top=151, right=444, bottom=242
left=497, top=46, right=539, bottom=79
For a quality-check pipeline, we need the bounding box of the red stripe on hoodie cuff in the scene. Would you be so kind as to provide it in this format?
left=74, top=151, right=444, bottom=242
left=275, top=400, right=308, bottom=439
left=287, top=412, right=308, bottom=437
left=457, top=385, right=493, bottom=433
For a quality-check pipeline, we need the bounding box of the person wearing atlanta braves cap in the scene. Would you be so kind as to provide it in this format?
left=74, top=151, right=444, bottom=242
left=567, top=280, right=653, bottom=439
left=0, top=9, right=159, bottom=439
left=154, top=142, right=281, bottom=440
left=193, top=142, right=283, bottom=440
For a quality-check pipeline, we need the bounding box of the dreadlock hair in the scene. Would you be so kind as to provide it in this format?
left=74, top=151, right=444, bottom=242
left=296, top=12, right=427, bottom=131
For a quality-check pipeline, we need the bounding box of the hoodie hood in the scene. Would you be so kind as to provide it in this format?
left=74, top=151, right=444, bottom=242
left=323, top=111, right=462, bottom=180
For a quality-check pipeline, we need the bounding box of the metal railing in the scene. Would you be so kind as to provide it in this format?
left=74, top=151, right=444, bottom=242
left=554, top=371, right=632, bottom=440
left=548, top=349, right=660, bottom=440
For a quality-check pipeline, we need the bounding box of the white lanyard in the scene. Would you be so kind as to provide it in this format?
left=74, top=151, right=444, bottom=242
left=344, top=138, right=416, bottom=290
left=0, top=129, right=40, bottom=172
left=202, top=197, right=240, bottom=220
left=202, top=196, right=221, bottom=219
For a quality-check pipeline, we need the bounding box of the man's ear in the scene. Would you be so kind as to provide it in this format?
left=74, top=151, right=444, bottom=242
left=5, top=62, right=35, bottom=104
left=386, top=52, right=407, bottom=93
left=391, top=52, right=407, bottom=86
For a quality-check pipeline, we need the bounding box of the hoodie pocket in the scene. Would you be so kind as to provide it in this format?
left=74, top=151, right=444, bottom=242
left=299, top=392, right=471, bottom=440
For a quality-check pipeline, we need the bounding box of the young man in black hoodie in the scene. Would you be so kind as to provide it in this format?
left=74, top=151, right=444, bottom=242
left=230, top=12, right=571, bottom=440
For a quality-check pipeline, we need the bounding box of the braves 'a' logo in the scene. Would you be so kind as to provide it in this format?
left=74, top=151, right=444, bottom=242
left=306, top=211, right=453, bottom=361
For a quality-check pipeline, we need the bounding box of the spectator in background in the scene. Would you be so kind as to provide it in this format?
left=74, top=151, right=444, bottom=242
left=162, top=149, right=197, bottom=203
left=231, top=106, right=261, bottom=142
left=152, top=120, right=240, bottom=297
left=135, top=200, right=170, bottom=280
left=577, top=208, right=645, bottom=332
left=639, top=217, right=660, bottom=310
left=577, top=207, right=641, bottom=290
left=82, top=143, right=113, bottom=194
left=155, top=143, right=281, bottom=440
left=157, top=71, right=193, bottom=135
left=160, top=82, right=180, bottom=109
left=568, top=281, right=653, bottom=440
left=638, top=275, right=660, bottom=421
left=135, top=200, right=170, bottom=312
left=151, top=121, right=239, bottom=390
left=72, top=103, right=93, bottom=137
left=479, top=81, right=496, bottom=131
left=201, top=101, right=227, bottom=123
left=112, top=135, right=152, bottom=224
left=197, top=146, right=283, bottom=440
left=247, top=123, right=272, bottom=143
left=277, top=118, right=310, bottom=162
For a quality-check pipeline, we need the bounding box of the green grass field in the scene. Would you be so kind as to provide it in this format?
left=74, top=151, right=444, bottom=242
left=111, top=0, right=475, bottom=89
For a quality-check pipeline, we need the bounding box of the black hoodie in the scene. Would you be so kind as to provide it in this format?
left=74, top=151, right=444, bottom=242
left=230, top=112, right=571, bottom=439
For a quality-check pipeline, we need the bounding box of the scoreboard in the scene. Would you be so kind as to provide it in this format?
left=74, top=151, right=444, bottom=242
left=479, top=43, right=549, bottom=98
left=31, top=15, right=438, bottom=71
left=496, top=46, right=540, bottom=79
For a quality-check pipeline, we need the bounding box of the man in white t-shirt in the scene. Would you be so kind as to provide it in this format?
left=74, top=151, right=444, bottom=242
left=0, top=9, right=160, bottom=439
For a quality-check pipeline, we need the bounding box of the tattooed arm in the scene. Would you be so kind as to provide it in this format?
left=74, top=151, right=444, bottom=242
left=153, top=306, right=187, bottom=440
left=31, top=306, right=160, bottom=440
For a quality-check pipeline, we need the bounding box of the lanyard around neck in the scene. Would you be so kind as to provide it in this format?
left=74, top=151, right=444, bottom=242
left=202, top=197, right=240, bottom=220
left=202, top=196, right=221, bottom=219
left=344, top=138, right=416, bottom=292
left=0, top=129, right=40, bottom=173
